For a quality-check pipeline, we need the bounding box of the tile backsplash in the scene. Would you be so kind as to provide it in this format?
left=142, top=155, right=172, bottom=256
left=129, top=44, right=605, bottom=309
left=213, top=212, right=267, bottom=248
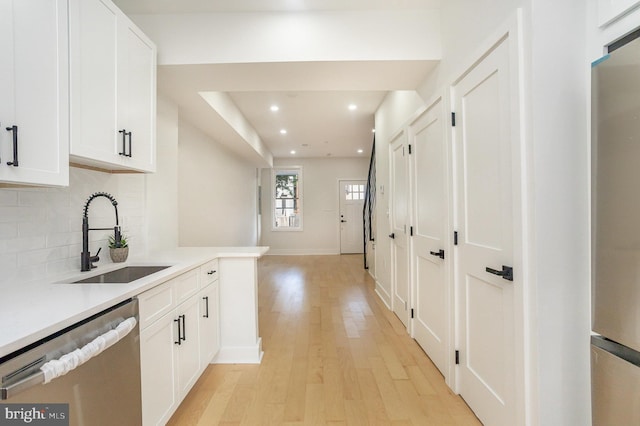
left=0, top=167, right=147, bottom=287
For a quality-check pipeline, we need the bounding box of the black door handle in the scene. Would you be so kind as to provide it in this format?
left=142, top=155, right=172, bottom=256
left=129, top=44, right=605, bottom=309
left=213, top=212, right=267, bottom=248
left=485, top=265, right=514, bottom=282
left=389, top=233, right=395, bottom=239
left=430, top=249, right=445, bottom=259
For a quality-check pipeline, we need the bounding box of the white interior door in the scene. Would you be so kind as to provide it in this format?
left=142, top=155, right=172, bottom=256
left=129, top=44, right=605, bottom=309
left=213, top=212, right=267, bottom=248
left=339, top=180, right=366, bottom=254
left=410, top=99, right=449, bottom=376
left=453, top=38, right=518, bottom=426
left=390, top=131, right=410, bottom=327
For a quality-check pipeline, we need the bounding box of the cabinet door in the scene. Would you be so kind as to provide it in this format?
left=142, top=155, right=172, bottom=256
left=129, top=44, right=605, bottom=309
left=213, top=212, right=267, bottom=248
left=175, top=295, right=201, bottom=399
left=117, top=17, right=156, bottom=172
left=140, top=312, right=177, bottom=426
left=0, top=0, right=69, bottom=186
left=69, top=0, right=120, bottom=167
left=199, top=282, right=220, bottom=369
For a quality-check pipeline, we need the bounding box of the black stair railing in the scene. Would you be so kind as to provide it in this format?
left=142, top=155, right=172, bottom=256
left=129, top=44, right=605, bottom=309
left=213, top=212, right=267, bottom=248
left=363, top=137, right=376, bottom=269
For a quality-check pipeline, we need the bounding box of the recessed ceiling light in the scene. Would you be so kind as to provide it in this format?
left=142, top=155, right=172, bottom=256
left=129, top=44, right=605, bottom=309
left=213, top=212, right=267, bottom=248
left=290, top=150, right=296, bottom=155
left=372, top=128, right=376, bottom=133
left=280, top=129, right=287, bottom=135
left=357, top=149, right=364, bottom=154
left=348, top=104, right=357, bottom=111
left=270, top=105, right=279, bottom=112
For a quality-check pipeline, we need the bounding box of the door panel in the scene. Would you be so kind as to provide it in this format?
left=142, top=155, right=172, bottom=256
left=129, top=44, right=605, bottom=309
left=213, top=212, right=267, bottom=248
left=410, top=100, right=448, bottom=375
left=466, top=275, right=507, bottom=399
left=454, top=38, right=516, bottom=426
left=462, top=71, right=508, bottom=250
left=339, top=180, right=365, bottom=254
left=390, top=132, right=410, bottom=327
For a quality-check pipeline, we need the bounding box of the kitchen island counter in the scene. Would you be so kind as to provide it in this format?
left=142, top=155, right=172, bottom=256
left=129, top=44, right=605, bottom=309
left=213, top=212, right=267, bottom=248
left=0, top=246, right=268, bottom=359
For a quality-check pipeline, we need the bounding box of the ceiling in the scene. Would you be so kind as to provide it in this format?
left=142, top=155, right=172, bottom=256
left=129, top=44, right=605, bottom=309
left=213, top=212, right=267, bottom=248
left=113, top=0, right=441, bottom=14
left=113, top=0, right=440, bottom=162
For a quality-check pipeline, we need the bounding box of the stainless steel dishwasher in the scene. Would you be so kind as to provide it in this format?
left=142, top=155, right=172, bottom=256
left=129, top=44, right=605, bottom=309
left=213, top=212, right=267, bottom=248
left=0, top=298, right=142, bottom=426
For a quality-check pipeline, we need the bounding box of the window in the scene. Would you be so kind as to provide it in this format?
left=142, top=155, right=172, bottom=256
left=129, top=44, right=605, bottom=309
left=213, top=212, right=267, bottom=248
left=345, top=184, right=365, bottom=200
left=273, top=167, right=302, bottom=230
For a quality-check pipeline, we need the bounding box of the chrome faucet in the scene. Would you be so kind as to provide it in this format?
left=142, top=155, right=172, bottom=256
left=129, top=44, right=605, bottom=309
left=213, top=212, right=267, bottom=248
left=81, top=192, right=121, bottom=272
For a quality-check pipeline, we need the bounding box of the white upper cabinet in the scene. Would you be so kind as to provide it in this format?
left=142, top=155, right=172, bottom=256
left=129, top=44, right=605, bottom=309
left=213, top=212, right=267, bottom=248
left=117, top=20, right=156, bottom=171
left=69, top=0, right=156, bottom=172
left=0, top=0, right=69, bottom=186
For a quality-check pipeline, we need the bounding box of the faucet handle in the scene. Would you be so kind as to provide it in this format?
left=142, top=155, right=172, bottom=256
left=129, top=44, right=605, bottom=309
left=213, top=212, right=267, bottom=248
left=90, top=247, right=101, bottom=268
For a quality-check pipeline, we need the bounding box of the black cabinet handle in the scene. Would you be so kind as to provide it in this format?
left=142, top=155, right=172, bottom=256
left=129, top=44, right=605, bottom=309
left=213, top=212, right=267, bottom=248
left=430, top=249, right=445, bottom=259
left=207, top=270, right=216, bottom=275
left=118, top=129, right=133, bottom=157
left=203, top=296, right=209, bottom=318
left=6, top=125, right=18, bottom=166
left=126, top=131, right=132, bottom=157
left=485, top=265, right=514, bottom=282
left=389, top=233, right=395, bottom=239
left=180, top=314, right=186, bottom=341
left=341, top=220, right=346, bottom=223
left=118, top=129, right=127, bottom=156
left=174, top=317, right=182, bottom=345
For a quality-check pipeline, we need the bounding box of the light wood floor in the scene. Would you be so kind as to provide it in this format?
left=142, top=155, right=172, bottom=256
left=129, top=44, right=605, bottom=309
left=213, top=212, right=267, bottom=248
left=167, top=255, right=481, bottom=425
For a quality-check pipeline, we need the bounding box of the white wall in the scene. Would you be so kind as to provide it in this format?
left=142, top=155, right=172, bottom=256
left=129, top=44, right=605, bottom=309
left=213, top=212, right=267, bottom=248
left=178, top=119, right=258, bottom=247
left=0, top=168, right=147, bottom=287
left=527, top=2, right=590, bottom=425
left=146, top=96, right=179, bottom=252
left=260, top=157, right=369, bottom=254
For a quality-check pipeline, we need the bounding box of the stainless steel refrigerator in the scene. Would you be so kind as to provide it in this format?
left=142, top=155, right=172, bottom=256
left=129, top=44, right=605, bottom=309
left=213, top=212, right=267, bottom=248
left=592, top=31, right=640, bottom=425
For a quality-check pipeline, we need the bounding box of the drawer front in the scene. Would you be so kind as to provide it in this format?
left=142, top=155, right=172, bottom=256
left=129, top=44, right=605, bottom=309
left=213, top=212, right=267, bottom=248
left=174, top=268, right=200, bottom=305
left=200, top=259, right=219, bottom=287
left=138, top=282, right=174, bottom=330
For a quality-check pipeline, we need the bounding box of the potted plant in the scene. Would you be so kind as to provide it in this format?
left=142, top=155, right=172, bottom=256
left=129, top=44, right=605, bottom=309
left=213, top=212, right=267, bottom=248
left=108, top=233, right=129, bottom=263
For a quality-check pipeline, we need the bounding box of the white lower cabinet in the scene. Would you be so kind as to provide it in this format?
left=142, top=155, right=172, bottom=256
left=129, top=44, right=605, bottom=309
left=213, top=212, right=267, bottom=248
left=139, top=260, right=220, bottom=426
left=140, top=310, right=177, bottom=426
left=174, top=295, right=200, bottom=399
left=198, top=282, right=220, bottom=368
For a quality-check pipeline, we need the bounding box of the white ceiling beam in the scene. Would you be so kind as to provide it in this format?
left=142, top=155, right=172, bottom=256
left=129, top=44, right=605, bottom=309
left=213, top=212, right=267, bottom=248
left=130, top=10, right=441, bottom=65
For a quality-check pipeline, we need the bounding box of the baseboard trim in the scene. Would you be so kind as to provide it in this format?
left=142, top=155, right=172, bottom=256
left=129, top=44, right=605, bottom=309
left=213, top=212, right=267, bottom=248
left=375, top=281, right=392, bottom=309
left=212, top=338, right=263, bottom=364
left=264, top=249, right=340, bottom=256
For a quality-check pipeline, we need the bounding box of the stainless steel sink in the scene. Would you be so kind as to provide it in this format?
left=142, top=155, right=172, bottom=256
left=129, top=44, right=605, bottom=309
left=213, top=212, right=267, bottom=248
left=71, top=266, right=170, bottom=284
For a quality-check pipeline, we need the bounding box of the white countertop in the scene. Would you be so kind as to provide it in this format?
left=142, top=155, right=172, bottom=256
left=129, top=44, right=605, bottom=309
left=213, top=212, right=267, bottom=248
left=0, top=246, right=269, bottom=359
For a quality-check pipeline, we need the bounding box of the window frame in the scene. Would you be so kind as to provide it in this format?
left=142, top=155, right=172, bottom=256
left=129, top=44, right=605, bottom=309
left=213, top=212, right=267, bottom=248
left=271, top=166, right=303, bottom=232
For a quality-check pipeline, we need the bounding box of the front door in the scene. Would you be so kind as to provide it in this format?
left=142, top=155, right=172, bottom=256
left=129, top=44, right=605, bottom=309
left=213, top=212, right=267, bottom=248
left=390, top=131, right=410, bottom=327
left=339, top=180, right=366, bottom=254
left=410, top=99, right=449, bottom=376
left=453, top=37, right=519, bottom=426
